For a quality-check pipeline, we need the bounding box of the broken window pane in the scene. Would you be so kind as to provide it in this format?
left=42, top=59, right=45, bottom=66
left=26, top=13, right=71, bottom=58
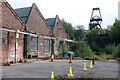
left=2, top=30, right=9, bottom=46
left=30, top=36, right=37, bottom=54
left=44, top=39, right=50, bottom=52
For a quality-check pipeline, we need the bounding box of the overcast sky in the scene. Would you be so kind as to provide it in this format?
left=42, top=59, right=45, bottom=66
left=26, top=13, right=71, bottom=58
left=7, top=0, right=119, bottom=29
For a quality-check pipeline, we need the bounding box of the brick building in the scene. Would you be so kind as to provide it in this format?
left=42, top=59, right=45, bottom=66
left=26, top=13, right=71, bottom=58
left=14, top=3, right=53, bottom=58
left=0, top=1, right=25, bottom=63
left=0, top=0, right=73, bottom=63
left=46, top=15, right=72, bottom=55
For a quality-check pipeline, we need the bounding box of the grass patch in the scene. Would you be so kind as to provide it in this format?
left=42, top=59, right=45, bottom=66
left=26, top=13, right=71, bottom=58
left=117, top=58, right=120, bottom=61
left=55, top=73, right=106, bottom=80
left=94, top=53, right=115, bottom=60
left=84, top=57, right=92, bottom=60
left=54, top=55, right=64, bottom=59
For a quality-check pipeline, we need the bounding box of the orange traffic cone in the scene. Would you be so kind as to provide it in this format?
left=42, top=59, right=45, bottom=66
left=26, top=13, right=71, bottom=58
left=51, top=53, right=54, bottom=62
left=69, top=55, right=72, bottom=63
left=92, top=57, right=95, bottom=65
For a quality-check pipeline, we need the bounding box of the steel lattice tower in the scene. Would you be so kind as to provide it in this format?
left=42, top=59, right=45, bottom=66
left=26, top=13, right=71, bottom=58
left=89, top=8, right=102, bottom=30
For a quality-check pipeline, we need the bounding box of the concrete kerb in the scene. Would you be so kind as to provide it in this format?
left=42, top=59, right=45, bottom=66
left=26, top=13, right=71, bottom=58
left=9, top=59, right=90, bottom=66
left=6, top=59, right=117, bottom=67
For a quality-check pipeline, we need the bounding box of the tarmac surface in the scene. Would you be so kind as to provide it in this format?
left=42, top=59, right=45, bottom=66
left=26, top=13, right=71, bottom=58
left=1, top=60, right=120, bottom=79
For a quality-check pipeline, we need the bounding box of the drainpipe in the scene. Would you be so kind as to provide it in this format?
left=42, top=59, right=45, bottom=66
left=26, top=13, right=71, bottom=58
left=15, top=31, right=17, bottom=63
left=26, top=34, right=28, bottom=58
left=25, top=27, right=28, bottom=58
left=37, top=35, right=39, bottom=61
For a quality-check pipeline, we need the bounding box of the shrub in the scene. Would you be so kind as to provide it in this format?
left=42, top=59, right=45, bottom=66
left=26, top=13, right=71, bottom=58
left=113, top=44, right=120, bottom=57
left=117, top=58, right=120, bottom=61
left=62, top=45, right=69, bottom=56
left=91, top=42, right=101, bottom=52
left=70, top=41, right=94, bottom=57
left=102, top=44, right=116, bottom=54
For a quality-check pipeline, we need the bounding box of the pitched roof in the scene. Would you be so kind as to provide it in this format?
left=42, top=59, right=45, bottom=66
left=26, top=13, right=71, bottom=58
left=14, top=7, right=32, bottom=23
left=46, top=18, right=56, bottom=31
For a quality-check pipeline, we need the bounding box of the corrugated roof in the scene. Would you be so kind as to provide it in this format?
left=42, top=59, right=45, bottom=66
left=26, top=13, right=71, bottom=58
left=46, top=18, right=56, bottom=31
left=14, top=7, right=32, bottom=23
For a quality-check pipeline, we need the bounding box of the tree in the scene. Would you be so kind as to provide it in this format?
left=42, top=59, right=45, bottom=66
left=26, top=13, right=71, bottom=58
left=86, top=28, right=107, bottom=52
left=70, top=40, right=94, bottom=57
left=61, top=19, right=75, bottom=40
left=109, top=19, right=120, bottom=45
left=74, top=25, right=85, bottom=41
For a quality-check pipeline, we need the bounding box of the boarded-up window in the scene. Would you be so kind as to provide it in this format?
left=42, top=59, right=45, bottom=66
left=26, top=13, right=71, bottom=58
left=30, top=36, right=37, bottom=53
left=59, top=41, right=64, bottom=52
left=0, top=30, right=9, bottom=46
left=44, top=39, right=50, bottom=52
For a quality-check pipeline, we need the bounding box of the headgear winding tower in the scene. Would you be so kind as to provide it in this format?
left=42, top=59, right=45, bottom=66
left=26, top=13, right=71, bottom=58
left=89, top=8, right=102, bottom=30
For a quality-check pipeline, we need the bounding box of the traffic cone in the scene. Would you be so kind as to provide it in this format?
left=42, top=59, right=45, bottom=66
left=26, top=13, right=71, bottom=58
left=67, top=66, right=74, bottom=77
left=50, top=72, right=54, bottom=80
left=92, top=57, right=95, bottom=65
left=89, top=62, right=93, bottom=68
left=83, top=63, right=87, bottom=70
left=69, top=55, right=72, bottom=63
left=51, top=53, right=54, bottom=62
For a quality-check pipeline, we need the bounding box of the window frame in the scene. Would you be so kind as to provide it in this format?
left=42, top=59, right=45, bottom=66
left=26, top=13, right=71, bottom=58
left=0, top=30, right=9, bottom=46
left=44, top=39, right=50, bottom=52
left=29, top=36, right=37, bottom=53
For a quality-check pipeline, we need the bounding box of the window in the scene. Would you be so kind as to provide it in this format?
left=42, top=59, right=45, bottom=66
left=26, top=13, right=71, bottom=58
left=0, top=30, right=9, bottom=46
left=44, top=39, right=50, bottom=52
left=59, top=41, right=64, bottom=52
left=30, top=36, right=37, bottom=53
left=57, top=21, right=59, bottom=25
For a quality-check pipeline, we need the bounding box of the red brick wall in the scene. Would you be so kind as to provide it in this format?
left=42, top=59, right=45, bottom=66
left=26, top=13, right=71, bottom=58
left=0, top=45, right=2, bottom=63
left=26, top=4, right=52, bottom=36
left=2, top=2, right=24, bottom=30
left=54, top=38, right=59, bottom=54
left=1, top=2, right=24, bottom=63
left=53, top=16, right=67, bottom=39
left=38, top=37, right=51, bottom=57
left=53, top=16, right=68, bottom=53
left=26, top=4, right=52, bottom=57
left=38, top=37, right=44, bottom=56
left=16, top=33, right=24, bottom=61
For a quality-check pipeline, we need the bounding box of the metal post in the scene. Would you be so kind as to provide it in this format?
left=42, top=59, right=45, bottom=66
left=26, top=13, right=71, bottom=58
left=15, top=32, right=17, bottom=63
left=25, top=28, right=28, bottom=58
left=37, top=36, right=39, bottom=61
left=26, top=34, right=28, bottom=58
